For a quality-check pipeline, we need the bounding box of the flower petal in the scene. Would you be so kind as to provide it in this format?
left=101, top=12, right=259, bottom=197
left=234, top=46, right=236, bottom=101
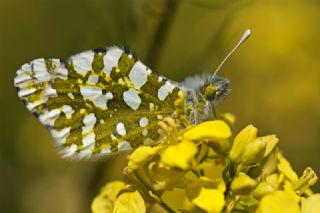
left=91, top=181, right=126, bottom=213
left=276, top=152, right=298, bottom=183
left=160, top=140, right=197, bottom=169
left=191, top=188, right=225, bottom=213
left=113, top=191, right=146, bottom=213
left=262, top=135, right=279, bottom=157
left=301, top=194, right=320, bottom=213
left=128, top=146, right=161, bottom=170
left=241, top=138, right=267, bottom=165
left=183, top=120, right=231, bottom=141
left=257, top=191, right=300, bottom=213
left=229, top=124, right=257, bottom=163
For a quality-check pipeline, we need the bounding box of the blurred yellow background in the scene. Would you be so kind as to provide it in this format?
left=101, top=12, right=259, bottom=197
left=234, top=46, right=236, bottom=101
left=0, top=0, right=319, bottom=212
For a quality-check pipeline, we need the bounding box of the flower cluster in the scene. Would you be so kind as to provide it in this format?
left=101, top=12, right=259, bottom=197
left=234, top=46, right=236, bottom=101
left=91, top=117, right=319, bottom=213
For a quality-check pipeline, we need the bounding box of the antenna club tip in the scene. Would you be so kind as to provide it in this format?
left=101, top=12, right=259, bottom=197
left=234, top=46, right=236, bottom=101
left=245, top=29, right=251, bottom=37
left=240, top=29, right=251, bottom=43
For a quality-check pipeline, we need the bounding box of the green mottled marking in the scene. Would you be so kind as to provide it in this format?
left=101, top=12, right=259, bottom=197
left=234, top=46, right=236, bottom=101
left=92, top=52, right=106, bottom=73
left=110, top=53, right=135, bottom=81
left=44, top=59, right=56, bottom=71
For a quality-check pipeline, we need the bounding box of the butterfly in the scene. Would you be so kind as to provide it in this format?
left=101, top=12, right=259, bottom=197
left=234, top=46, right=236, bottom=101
left=14, top=30, right=250, bottom=159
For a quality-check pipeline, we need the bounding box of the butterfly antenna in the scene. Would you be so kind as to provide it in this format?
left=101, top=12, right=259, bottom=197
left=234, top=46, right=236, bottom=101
left=210, top=29, right=251, bottom=82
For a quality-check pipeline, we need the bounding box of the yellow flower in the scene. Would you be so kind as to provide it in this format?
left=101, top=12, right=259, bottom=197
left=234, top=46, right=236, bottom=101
left=147, top=163, right=192, bottom=191
left=128, top=145, right=162, bottom=170
left=229, top=125, right=278, bottom=164
left=276, top=151, right=298, bottom=183
left=229, top=124, right=257, bottom=163
left=159, top=140, right=197, bottom=169
left=183, top=120, right=231, bottom=141
left=252, top=181, right=275, bottom=200
left=241, top=138, right=267, bottom=165
left=301, top=194, right=320, bottom=213
left=113, top=191, right=146, bottom=213
left=294, top=167, right=318, bottom=194
left=257, top=191, right=300, bottom=213
left=262, top=135, right=279, bottom=157
left=91, top=181, right=126, bottom=213
left=230, top=173, right=257, bottom=195
left=186, top=177, right=225, bottom=213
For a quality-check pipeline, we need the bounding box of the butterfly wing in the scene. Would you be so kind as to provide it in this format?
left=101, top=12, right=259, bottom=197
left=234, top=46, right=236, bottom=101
left=14, top=47, right=185, bottom=159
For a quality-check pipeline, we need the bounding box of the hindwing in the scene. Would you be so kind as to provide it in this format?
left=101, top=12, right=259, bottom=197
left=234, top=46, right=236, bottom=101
left=14, top=47, right=186, bottom=159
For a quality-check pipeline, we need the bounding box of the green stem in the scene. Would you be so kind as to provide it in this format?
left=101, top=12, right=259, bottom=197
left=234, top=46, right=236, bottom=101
left=145, top=0, right=180, bottom=68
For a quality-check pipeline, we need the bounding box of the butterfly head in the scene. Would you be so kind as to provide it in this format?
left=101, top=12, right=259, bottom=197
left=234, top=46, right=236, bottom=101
left=201, top=75, right=230, bottom=104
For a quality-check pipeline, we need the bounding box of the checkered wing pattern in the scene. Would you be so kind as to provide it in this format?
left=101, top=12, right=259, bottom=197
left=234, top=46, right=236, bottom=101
left=14, top=47, right=185, bottom=159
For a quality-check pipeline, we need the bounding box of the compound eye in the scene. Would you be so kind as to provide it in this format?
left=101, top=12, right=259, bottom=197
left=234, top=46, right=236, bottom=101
left=202, top=83, right=216, bottom=101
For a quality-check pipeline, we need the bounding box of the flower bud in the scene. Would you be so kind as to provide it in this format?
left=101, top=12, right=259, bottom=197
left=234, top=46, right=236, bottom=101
left=128, top=146, right=160, bottom=170
left=252, top=181, right=275, bottom=200
left=241, top=139, right=267, bottom=165
left=231, top=173, right=257, bottom=195
left=229, top=125, right=257, bottom=163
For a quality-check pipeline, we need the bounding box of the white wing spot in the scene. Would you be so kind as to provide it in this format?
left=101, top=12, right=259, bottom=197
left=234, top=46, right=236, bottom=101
left=158, top=81, right=176, bottom=101
left=62, top=144, right=77, bottom=158
left=80, top=86, right=113, bottom=109
left=129, top=61, right=148, bottom=89
left=103, top=48, right=123, bottom=75
left=18, top=87, right=36, bottom=97
left=48, top=109, right=61, bottom=119
left=123, top=88, right=141, bottom=110
left=62, top=105, right=74, bottom=119
left=118, top=141, right=132, bottom=151
left=51, top=127, right=71, bottom=141
left=93, top=92, right=113, bottom=110
left=54, top=66, right=68, bottom=80
left=82, top=113, right=97, bottom=134
left=32, top=59, right=51, bottom=82
left=80, top=86, right=102, bottom=99
left=82, top=132, right=95, bottom=147
left=116, top=122, right=126, bottom=136
left=101, top=147, right=111, bottom=154
left=44, top=84, right=57, bottom=97
left=139, top=117, right=148, bottom=127
left=87, top=75, right=99, bottom=85
left=68, top=93, right=75, bottom=99
left=70, top=51, right=94, bottom=75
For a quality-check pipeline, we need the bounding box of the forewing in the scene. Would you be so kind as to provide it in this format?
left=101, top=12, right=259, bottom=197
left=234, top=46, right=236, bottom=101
left=14, top=47, right=185, bottom=159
